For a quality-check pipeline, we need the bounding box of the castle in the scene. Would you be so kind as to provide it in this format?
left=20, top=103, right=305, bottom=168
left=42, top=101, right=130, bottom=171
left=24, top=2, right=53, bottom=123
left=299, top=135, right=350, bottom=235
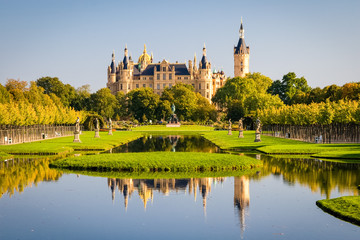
left=107, top=20, right=249, bottom=102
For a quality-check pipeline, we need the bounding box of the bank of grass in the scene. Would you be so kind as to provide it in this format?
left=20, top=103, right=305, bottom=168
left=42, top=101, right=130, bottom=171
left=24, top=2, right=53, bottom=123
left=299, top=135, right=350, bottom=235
left=0, top=131, right=142, bottom=155
left=60, top=167, right=260, bottom=179
left=133, top=125, right=213, bottom=132
left=316, top=196, right=360, bottom=226
left=50, top=152, right=262, bottom=172
left=202, top=131, right=360, bottom=160
left=0, top=152, right=13, bottom=160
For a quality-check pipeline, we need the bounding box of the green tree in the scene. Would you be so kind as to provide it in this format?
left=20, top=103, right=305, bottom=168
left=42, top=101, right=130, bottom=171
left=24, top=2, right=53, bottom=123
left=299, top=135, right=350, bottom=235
left=127, top=88, right=160, bottom=122
left=36, top=77, right=76, bottom=106
left=90, top=88, right=117, bottom=119
left=71, top=84, right=91, bottom=111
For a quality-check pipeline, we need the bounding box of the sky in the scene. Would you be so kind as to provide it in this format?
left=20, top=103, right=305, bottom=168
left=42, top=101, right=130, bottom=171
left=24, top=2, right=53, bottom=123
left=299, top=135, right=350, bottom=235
left=0, top=0, right=359, bottom=92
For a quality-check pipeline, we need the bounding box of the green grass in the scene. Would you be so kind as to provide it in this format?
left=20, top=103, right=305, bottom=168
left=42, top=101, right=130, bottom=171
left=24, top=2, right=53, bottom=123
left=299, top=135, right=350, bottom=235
left=0, top=131, right=142, bottom=155
left=133, top=125, right=213, bottom=132
left=202, top=130, right=360, bottom=161
left=59, top=168, right=260, bottom=179
left=50, top=152, right=262, bottom=172
left=0, top=152, right=13, bottom=160
left=316, top=196, right=360, bottom=226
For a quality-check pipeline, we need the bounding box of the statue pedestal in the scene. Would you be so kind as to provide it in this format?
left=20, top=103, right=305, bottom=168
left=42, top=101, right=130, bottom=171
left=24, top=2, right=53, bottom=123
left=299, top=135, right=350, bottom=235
left=228, top=129, right=232, bottom=135
left=254, top=132, right=261, bottom=142
left=238, top=130, right=244, bottom=138
left=94, top=130, right=100, bottom=138
left=73, top=132, right=81, bottom=143
left=108, top=129, right=113, bottom=135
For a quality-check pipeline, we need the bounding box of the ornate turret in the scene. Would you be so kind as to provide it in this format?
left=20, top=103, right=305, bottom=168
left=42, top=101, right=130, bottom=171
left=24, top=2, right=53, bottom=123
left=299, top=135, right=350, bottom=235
left=107, top=51, right=116, bottom=84
left=138, top=44, right=151, bottom=71
left=123, top=45, right=129, bottom=69
left=200, top=43, right=208, bottom=69
left=234, top=18, right=250, bottom=77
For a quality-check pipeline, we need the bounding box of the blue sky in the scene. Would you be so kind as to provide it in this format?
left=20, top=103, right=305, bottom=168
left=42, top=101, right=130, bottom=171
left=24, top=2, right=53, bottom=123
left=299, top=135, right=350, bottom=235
left=0, top=0, right=359, bottom=92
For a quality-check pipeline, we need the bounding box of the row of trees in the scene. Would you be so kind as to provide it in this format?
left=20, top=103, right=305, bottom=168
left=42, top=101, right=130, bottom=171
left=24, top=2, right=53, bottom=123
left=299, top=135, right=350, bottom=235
left=256, top=100, right=360, bottom=125
left=267, top=72, right=360, bottom=105
left=0, top=80, right=86, bottom=126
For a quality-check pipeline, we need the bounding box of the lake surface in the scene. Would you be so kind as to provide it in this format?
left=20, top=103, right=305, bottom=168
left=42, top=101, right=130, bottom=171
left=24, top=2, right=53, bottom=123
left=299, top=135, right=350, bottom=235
left=0, top=135, right=359, bottom=240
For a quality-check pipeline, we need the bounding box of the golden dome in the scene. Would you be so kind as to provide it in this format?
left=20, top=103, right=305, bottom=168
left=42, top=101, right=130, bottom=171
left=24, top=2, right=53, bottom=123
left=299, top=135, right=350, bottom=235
left=138, top=44, right=151, bottom=64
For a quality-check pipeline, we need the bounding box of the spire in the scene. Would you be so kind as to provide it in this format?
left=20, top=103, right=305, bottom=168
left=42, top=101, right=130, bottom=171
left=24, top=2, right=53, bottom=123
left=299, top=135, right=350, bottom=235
left=110, top=51, right=116, bottom=73
left=239, top=17, right=244, bottom=38
left=123, top=45, right=129, bottom=69
left=235, top=18, right=249, bottom=55
left=143, top=44, right=147, bottom=54
left=150, top=52, right=153, bottom=63
left=200, top=44, right=208, bottom=69
left=193, top=52, right=197, bottom=71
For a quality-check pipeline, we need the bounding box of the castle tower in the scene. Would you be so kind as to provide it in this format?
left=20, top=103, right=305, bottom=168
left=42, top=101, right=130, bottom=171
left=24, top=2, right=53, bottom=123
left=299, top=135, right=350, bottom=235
left=121, top=45, right=133, bottom=94
left=108, top=51, right=116, bottom=84
left=198, top=44, right=213, bottom=101
left=234, top=18, right=250, bottom=78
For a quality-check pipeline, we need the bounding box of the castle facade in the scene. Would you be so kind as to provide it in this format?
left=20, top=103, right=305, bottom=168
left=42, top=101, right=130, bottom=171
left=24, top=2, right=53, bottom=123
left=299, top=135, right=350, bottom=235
left=107, top=21, right=249, bottom=102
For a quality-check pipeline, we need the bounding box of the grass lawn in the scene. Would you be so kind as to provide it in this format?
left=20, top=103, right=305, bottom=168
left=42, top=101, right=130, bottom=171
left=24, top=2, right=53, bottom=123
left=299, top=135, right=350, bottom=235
left=0, top=131, right=142, bottom=155
left=133, top=125, right=213, bottom=132
left=50, top=152, right=262, bottom=173
left=0, top=152, right=13, bottom=160
left=202, top=130, right=360, bottom=160
left=316, top=196, right=360, bottom=226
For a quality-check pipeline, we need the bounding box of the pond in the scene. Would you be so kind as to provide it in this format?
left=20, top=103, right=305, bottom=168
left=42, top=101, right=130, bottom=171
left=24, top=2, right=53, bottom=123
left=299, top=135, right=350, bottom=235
left=0, top=135, right=359, bottom=240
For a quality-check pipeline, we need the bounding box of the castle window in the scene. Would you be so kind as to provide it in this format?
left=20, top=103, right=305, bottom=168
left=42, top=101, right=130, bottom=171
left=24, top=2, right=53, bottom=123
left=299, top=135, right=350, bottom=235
left=192, top=84, right=195, bottom=88
left=199, top=83, right=201, bottom=90
left=143, top=84, right=146, bottom=87
left=149, top=77, right=153, bottom=80
left=120, top=84, right=123, bottom=90
left=163, top=83, right=166, bottom=89
left=241, top=68, right=243, bottom=71
left=206, top=92, right=209, bottom=98
left=184, top=77, right=188, bottom=80
left=241, top=62, right=243, bottom=66
left=169, top=83, right=172, bottom=88
left=157, top=74, right=160, bottom=80
left=162, top=67, right=166, bottom=71
left=150, top=84, right=153, bottom=88
left=136, top=84, right=139, bottom=88
left=169, top=74, right=172, bottom=80
left=157, top=84, right=160, bottom=90
left=128, top=84, right=130, bottom=90
left=177, top=77, right=181, bottom=80
left=207, top=83, right=209, bottom=89
left=163, top=74, right=166, bottom=80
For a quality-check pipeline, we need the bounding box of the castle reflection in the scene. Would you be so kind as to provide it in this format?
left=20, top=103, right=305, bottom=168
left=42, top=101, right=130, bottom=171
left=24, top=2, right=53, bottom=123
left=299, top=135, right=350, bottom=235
left=107, top=176, right=250, bottom=232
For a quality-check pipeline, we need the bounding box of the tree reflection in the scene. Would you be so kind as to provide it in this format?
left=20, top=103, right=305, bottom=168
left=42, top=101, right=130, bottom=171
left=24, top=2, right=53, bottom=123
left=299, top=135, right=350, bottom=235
left=0, top=157, right=62, bottom=198
left=257, top=156, right=360, bottom=198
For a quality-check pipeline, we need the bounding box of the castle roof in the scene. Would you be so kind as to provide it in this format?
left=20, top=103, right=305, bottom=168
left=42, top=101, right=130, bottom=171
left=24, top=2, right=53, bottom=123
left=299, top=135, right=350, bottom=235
left=110, top=60, right=116, bottom=73
left=140, top=64, right=190, bottom=76
left=123, top=55, right=129, bottom=69
left=200, top=55, right=208, bottom=69
left=234, top=38, right=249, bottom=54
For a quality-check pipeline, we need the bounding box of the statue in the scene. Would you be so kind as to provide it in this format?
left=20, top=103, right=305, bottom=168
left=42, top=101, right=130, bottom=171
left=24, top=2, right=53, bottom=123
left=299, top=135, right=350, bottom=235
left=238, top=118, right=244, bottom=130
left=238, top=118, right=244, bottom=138
left=171, top=103, right=176, bottom=114
left=254, top=118, right=261, bottom=142
left=94, top=117, right=100, bottom=138
left=167, top=103, right=180, bottom=127
left=75, top=117, right=80, bottom=133
left=228, top=119, right=232, bottom=135
left=94, top=118, right=99, bottom=130
left=255, top=118, right=261, bottom=133
left=73, top=117, right=81, bottom=143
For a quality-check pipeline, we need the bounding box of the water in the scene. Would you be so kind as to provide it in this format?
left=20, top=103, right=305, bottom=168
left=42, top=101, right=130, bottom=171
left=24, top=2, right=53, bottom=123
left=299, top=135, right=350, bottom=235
left=0, top=136, right=359, bottom=240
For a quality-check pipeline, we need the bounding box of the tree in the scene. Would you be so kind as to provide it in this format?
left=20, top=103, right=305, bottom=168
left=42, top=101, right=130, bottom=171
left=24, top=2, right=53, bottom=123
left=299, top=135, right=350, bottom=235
left=161, top=83, right=197, bottom=121
left=36, top=77, right=76, bottom=106
left=212, top=73, right=283, bottom=119
left=71, top=84, right=91, bottom=111
left=268, top=72, right=311, bottom=105
left=127, top=88, right=160, bottom=122
left=90, top=88, right=117, bottom=119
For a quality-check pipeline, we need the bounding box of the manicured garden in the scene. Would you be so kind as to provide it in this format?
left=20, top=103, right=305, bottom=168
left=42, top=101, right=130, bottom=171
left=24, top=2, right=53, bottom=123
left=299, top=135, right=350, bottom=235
left=50, top=152, right=262, bottom=173
left=316, top=196, right=360, bottom=226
